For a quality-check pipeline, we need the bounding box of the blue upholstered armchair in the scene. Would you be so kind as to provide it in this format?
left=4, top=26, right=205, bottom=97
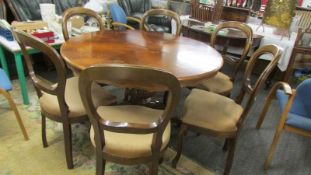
left=256, top=78, right=311, bottom=169
left=0, top=69, right=28, bottom=140
left=109, top=3, right=140, bottom=30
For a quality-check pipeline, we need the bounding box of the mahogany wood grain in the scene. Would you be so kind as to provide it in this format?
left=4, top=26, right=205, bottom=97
left=61, top=30, right=223, bottom=87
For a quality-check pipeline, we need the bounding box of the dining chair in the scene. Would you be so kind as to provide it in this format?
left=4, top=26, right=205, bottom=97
left=140, top=9, right=182, bottom=36
left=0, top=68, right=29, bottom=140
left=62, top=7, right=105, bottom=41
left=109, top=3, right=139, bottom=30
left=13, top=30, right=116, bottom=169
left=172, top=44, right=282, bottom=175
left=79, top=64, right=181, bottom=175
left=190, top=0, right=223, bottom=23
left=256, top=78, right=311, bottom=169
left=195, top=21, right=253, bottom=96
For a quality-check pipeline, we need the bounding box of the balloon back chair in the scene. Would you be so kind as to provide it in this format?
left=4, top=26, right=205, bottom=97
left=109, top=3, right=140, bottom=30
left=140, top=9, right=181, bottom=36
left=62, top=7, right=105, bottom=41
left=13, top=30, right=116, bottom=169
left=256, top=78, right=311, bottom=169
left=172, top=44, right=282, bottom=175
left=79, top=64, right=180, bottom=175
left=0, top=68, right=29, bottom=140
left=195, top=21, right=253, bottom=96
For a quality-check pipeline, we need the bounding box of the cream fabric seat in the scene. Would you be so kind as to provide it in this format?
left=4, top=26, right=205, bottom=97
left=90, top=105, right=170, bottom=158
left=39, top=77, right=116, bottom=117
left=182, top=89, right=243, bottom=133
left=195, top=72, right=233, bottom=95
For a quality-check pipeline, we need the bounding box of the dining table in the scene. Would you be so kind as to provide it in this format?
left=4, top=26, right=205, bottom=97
left=60, top=30, right=223, bottom=87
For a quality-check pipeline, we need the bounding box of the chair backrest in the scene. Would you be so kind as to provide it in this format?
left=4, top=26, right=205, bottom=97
left=13, top=30, right=67, bottom=105
left=210, top=21, right=253, bottom=79
left=290, top=78, right=311, bottom=118
left=236, top=44, right=282, bottom=125
left=190, top=0, right=223, bottom=23
left=295, top=10, right=311, bottom=29
left=140, top=9, right=181, bottom=36
left=118, top=0, right=151, bottom=16
left=62, top=7, right=104, bottom=41
left=110, top=3, right=127, bottom=24
left=79, top=64, right=180, bottom=148
left=0, top=0, right=6, bottom=20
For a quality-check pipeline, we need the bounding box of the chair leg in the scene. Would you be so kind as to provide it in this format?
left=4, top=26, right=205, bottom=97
left=63, top=123, right=74, bottom=169
left=96, top=152, right=106, bottom=175
left=172, top=124, right=188, bottom=168
left=41, top=114, right=48, bottom=147
left=223, top=139, right=229, bottom=151
left=223, top=138, right=237, bottom=175
left=263, top=129, right=283, bottom=170
left=4, top=90, right=28, bottom=140
left=150, top=159, right=159, bottom=175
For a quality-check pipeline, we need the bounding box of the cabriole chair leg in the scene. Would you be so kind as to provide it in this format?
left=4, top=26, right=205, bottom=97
left=172, top=124, right=188, bottom=168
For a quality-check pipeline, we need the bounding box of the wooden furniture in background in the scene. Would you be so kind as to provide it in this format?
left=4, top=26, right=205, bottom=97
left=195, top=21, right=253, bottom=96
left=140, top=8, right=182, bottom=36
left=190, top=0, right=223, bottom=23
left=295, top=7, right=311, bottom=29
left=256, top=79, right=311, bottom=169
left=0, top=0, right=6, bottom=19
left=14, top=30, right=116, bottom=169
left=0, top=68, right=28, bottom=140
left=172, top=45, right=282, bottom=175
left=283, top=28, right=311, bottom=82
left=61, top=30, right=223, bottom=87
left=62, top=7, right=104, bottom=41
left=79, top=65, right=181, bottom=175
left=221, top=6, right=250, bottom=22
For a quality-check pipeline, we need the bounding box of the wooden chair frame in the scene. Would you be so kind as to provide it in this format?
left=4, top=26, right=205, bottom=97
left=14, top=30, right=89, bottom=169
left=210, top=21, right=254, bottom=81
left=140, top=9, right=182, bottom=36
left=255, top=81, right=311, bottom=169
left=0, top=88, right=29, bottom=140
left=79, top=64, right=181, bottom=175
left=62, top=7, right=105, bottom=41
left=172, top=45, right=282, bottom=175
left=190, top=0, right=223, bottom=23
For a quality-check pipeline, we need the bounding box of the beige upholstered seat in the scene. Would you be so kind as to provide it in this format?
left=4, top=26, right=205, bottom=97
left=195, top=72, right=233, bottom=95
left=183, top=89, right=243, bottom=132
left=90, top=105, right=170, bottom=158
left=39, top=77, right=116, bottom=118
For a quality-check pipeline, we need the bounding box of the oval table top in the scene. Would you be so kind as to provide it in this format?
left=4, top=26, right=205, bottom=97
left=61, top=30, right=223, bottom=87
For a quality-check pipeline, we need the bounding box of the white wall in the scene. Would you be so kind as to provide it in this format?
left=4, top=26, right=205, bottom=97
left=302, top=0, right=311, bottom=7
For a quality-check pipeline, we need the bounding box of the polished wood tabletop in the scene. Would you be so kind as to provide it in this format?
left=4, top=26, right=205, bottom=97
left=60, top=30, right=223, bottom=87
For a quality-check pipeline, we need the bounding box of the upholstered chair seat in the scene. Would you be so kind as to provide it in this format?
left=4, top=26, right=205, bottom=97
left=39, top=77, right=116, bottom=118
left=195, top=72, right=233, bottom=95
left=183, top=89, right=243, bottom=133
left=276, top=87, right=311, bottom=131
left=90, top=105, right=170, bottom=158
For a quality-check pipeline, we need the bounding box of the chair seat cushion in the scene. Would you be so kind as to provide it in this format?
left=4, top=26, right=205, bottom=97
left=286, top=112, right=311, bottom=131
left=195, top=72, right=233, bottom=95
left=90, top=105, right=170, bottom=158
left=0, top=69, right=12, bottom=91
left=182, top=89, right=243, bottom=133
left=39, top=77, right=116, bottom=118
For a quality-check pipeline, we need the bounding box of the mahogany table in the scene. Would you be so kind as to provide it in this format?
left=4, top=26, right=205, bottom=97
left=60, top=30, right=223, bottom=87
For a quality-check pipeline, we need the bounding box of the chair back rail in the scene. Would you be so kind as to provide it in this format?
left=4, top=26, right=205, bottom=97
left=236, top=44, right=282, bottom=126
left=210, top=21, right=253, bottom=79
left=13, top=30, right=68, bottom=116
left=140, top=9, right=182, bottom=36
left=0, top=0, right=6, bottom=20
left=190, top=0, right=223, bottom=23
left=296, top=10, right=311, bottom=29
left=62, top=7, right=104, bottom=41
